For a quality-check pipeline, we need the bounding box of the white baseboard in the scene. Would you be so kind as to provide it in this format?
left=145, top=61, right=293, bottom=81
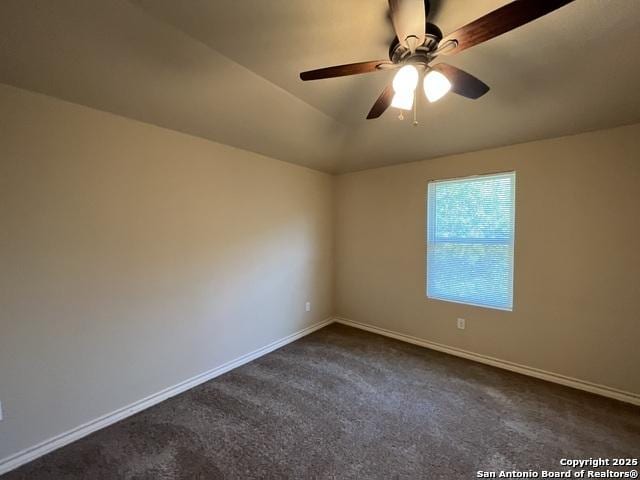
left=0, top=318, right=333, bottom=476
left=334, top=317, right=640, bottom=407
left=3, top=315, right=637, bottom=476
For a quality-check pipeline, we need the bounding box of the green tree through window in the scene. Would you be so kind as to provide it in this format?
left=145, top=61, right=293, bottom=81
left=427, top=172, right=515, bottom=310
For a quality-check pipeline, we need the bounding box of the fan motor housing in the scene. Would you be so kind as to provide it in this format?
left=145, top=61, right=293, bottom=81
left=388, top=22, right=443, bottom=64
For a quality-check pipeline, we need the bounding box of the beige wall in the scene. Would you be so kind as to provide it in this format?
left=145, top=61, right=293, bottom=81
left=335, top=123, right=640, bottom=395
left=2, top=80, right=639, bottom=465
left=0, top=84, right=333, bottom=460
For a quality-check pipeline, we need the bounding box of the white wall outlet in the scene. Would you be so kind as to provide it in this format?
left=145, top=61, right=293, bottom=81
left=457, top=318, right=466, bottom=330
left=305, top=301, right=311, bottom=312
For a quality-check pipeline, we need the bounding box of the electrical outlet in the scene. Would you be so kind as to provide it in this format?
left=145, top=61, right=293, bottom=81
left=305, top=301, right=311, bottom=312
left=457, top=318, right=466, bottom=330
left=0, top=400, right=3, bottom=421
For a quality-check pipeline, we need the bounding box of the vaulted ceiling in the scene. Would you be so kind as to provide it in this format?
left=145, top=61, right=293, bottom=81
left=2, top=0, right=640, bottom=173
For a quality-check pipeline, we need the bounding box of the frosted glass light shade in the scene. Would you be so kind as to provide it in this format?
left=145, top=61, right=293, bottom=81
left=392, top=65, right=419, bottom=95
left=391, top=91, right=414, bottom=110
left=423, top=70, right=451, bottom=102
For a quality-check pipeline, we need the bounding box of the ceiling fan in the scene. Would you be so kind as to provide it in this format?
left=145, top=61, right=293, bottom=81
left=299, top=0, right=576, bottom=120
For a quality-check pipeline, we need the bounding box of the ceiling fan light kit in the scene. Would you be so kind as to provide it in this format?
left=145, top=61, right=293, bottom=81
left=392, top=65, right=419, bottom=93
left=391, top=64, right=419, bottom=110
left=391, top=91, right=414, bottom=111
left=424, top=70, right=451, bottom=103
left=299, top=0, right=576, bottom=122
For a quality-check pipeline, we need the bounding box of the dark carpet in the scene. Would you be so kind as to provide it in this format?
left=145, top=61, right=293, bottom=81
left=4, top=323, right=639, bottom=479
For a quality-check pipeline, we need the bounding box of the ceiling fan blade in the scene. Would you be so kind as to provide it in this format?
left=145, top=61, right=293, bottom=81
left=432, top=64, right=490, bottom=99
left=439, top=0, right=576, bottom=55
left=300, top=60, right=393, bottom=81
left=367, top=84, right=394, bottom=119
left=389, top=0, right=426, bottom=50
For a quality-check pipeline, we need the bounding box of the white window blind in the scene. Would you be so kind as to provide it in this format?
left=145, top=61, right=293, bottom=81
left=426, top=172, right=515, bottom=311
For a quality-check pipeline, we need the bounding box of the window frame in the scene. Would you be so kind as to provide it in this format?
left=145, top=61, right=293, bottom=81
left=425, top=171, right=516, bottom=312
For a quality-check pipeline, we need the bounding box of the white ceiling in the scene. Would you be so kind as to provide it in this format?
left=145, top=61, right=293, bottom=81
left=2, top=0, right=640, bottom=173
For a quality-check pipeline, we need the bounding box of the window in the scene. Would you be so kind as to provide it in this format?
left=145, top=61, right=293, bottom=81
left=426, top=172, right=515, bottom=311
